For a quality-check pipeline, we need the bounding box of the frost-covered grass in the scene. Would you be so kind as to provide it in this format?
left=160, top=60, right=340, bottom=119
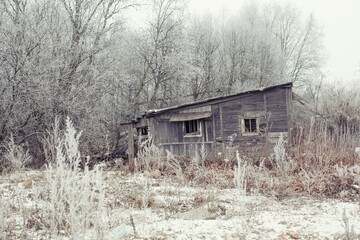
left=0, top=118, right=108, bottom=239
left=131, top=130, right=360, bottom=200
left=1, top=118, right=360, bottom=239
left=36, top=117, right=108, bottom=239
left=1, top=170, right=360, bottom=239
left=0, top=135, right=32, bottom=174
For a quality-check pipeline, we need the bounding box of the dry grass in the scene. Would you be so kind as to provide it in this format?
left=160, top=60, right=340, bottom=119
left=131, top=119, right=360, bottom=200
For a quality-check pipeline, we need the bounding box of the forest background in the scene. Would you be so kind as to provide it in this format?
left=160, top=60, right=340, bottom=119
left=0, top=0, right=358, bottom=166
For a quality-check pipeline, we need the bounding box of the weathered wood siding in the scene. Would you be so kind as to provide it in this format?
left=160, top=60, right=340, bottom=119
left=212, top=91, right=267, bottom=152
left=143, top=84, right=291, bottom=156
left=150, top=110, right=212, bottom=156
left=161, top=142, right=213, bottom=156
left=265, top=87, right=288, bottom=132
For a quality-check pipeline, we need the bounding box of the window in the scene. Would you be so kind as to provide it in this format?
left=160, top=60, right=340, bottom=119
left=241, top=117, right=259, bottom=135
left=244, top=119, right=257, bottom=132
left=137, top=127, right=148, bottom=136
left=185, top=120, right=198, bottom=133
left=184, top=120, right=201, bottom=136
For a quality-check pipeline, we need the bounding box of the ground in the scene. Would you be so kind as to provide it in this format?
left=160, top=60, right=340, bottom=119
left=1, top=170, right=359, bottom=239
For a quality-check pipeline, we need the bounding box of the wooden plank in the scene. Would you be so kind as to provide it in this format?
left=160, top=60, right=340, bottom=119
left=221, top=100, right=243, bottom=110
left=223, top=123, right=241, bottom=131
left=265, top=87, right=289, bottom=138
left=128, top=124, right=134, bottom=166
left=212, top=104, right=220, bottom=138
left=159, top=142, right=215, bottom=156
left=179, top=144, right=184, bottom=155
left=178, top=122, right=184, bottom=142
left=243, top=111, right=266, bottom=117
left=183, top=137, right=203, bottom=142
left=203, top=121, right=208, bottom=142
left=243, top=105, right=265, bottom=111
left=212, top=105, right=217, bottom=148
left=267, top=113, right=287, bottom=120
left=170, top=144, right=173, bottom=154
left=220, top=103, right=224, bottom=153
left=206, top=120, right=213, bottom=141
left=169, top=111, right=212, bottom=122
left=172, top=144, right=178, bottom=155
left=179, top=105, right=211, bottom=113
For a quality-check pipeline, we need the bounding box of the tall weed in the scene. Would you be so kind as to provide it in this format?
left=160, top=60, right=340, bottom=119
left=35, top=117, right=108, bottom=239
left=0, top=135, right=32, bottom=174
left=271, top=134, right=294, bottom=175
left=136, top=135, right=163, bottom=172
left=233, top=151, right=247, bottom=195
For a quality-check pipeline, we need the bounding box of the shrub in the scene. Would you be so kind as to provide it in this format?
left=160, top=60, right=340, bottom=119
left=33, top=117, right=108, bottom=239
left=0, top=135, right=32, bottom=174
left=135, top=135, right=163, bottom=172
left=233, top=151, right=247, bottom=195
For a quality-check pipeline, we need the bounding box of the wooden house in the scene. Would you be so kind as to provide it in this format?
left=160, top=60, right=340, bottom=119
left=126, top=82, right=293, bottom=158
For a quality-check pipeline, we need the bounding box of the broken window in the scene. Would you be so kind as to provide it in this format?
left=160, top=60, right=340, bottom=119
left=184, top=120, right=200, bottom=135
left=137, top=127, right=148, bottom=136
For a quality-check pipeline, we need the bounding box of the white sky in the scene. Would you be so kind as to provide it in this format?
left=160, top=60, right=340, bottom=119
left=189, top=0, right=360, bottom=83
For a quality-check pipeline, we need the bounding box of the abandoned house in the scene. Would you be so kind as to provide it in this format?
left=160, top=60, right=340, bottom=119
left=125, top=82, right=293, bottom=158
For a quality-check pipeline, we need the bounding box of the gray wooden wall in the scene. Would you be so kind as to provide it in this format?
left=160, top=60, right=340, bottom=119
left=146, top=85, right=291, bottom=157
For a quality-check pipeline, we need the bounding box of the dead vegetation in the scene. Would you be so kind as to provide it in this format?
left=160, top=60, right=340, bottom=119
left=1, top=118, right=360, bottom=239
left=128, top=118, right=360, bottom=201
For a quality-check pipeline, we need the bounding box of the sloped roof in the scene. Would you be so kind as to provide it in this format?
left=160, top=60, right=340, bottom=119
left=126, top=81, right=293, bottom=124
left=146, top=82, right=292, bottom=115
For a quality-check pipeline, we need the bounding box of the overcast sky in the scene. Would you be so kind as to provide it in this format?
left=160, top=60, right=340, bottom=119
left=189, top=0, right=360, bottom=83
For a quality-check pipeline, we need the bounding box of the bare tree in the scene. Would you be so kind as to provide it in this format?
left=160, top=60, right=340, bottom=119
left=0, top=0, right=136, bottom=158
left=0, top=0, right=326, bottom=162
left=130, top=0, right=187, bottom=111
left=187, top=13, right=220, bottom=100
left=216, top=2, right=323, bottom=92
left=0, top=0, right=47, bottom=144
left=267, top=4, right=324, bottom=86
left=217, top=5, right=285, bottom=93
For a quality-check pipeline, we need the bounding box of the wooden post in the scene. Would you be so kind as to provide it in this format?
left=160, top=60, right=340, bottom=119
left=128, top=123, right=134, bottom=171
left=219, top=103, right=224, bottom=153
left=286, top=87, right=293, bottom=145
left=212, top=106, right=216, bottom=153
left=263, top=91, right=268, bottom=145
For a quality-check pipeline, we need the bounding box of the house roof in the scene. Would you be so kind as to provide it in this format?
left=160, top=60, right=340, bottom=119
left=126, top=81, right=293, bottom=124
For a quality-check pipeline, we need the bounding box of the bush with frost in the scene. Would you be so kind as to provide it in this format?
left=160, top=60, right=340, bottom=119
left=136, top=135, right=163, bottom=172
left=271, top=134, right=294, bottom=175
left=0, top=135, right=32, bottom=174
left=233, top=151, right=247, bottom=195
left=33, top=117, right=108, bottom=239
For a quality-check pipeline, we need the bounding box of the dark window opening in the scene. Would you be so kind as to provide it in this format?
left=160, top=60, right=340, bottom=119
left=244, top=119, right=257, bottom=132
left=138, top=127, right=148, bottom=135
left=184, top=120, right=199, bottom=134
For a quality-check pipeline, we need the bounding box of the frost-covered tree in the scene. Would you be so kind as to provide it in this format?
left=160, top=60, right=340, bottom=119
left=215, top=2, right=324, bottom=93
left=0, top=0, right=135, bottom=158
left=264, top=3, right=324, bottom=86
left=130, top=0, right=188, bottom=111
left=187, top=13, right=220, bottom=100
left=0, top=0, right=326, bottom=163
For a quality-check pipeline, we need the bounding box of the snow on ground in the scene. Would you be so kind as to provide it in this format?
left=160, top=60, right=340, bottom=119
left=1, top=170, right=360, bottom=239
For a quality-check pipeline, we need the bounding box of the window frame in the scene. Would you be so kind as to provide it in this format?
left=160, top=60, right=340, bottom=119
left=240, top=117, right=260, bottom=136
left=183, top=119, right=202, bottom=137
left=141, top=127, right=149, bottom=135
left=137, top=127, right=149, bottom=139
